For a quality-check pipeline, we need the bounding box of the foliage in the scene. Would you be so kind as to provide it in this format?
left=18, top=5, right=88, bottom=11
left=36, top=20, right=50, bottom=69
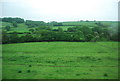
left=5, top=25, right=11, bottom=31
left=2, top=17, right=24, bottom=23
left=25, top=20, right=46, bottom=28
left=1, top=17, right=119, bottom=44
left=12, top=22, right=18, bottom=27
left=48, top=21, right=63, bottom=26
left=29, top=29, right=35, bottom=33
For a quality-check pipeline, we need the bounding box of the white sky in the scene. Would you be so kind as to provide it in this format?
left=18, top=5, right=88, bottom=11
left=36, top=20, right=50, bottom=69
left=1, top=0, right=119, bottom=22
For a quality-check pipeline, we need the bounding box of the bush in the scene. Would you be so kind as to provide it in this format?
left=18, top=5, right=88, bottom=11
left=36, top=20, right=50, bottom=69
left=18, top=70, right=22, bottom=73
left=104, top=73, right=108, bottom=77
left=27, top=70, right=31, bottom=73
left=29, top=65, right=32, bottom=67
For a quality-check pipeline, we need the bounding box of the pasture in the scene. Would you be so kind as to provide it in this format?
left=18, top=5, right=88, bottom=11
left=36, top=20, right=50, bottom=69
left=52, top=26, right=74, bottom=30
left=62, top=21, right=117, bottom=26
left=2, top=42, right=118, bottom=79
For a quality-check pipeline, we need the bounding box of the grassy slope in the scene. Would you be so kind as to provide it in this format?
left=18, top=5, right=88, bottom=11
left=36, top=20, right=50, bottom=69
left=11, top=24, right=29, bottom=32
left=2, top=42, right=118, bottom=79
left=1, top=22, right=29, bottom=33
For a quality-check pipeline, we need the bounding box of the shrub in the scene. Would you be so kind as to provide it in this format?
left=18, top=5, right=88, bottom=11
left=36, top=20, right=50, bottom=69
left=76, top=74, right=80, bottom=76
left=29, top=65, right=32, bottom=67
left=27, top=70, right=31, bottom=73
left=98, top=58, right=101, bottom=60
left=18, top=70, right=22, bottom=73
left=104, top=73, right=108, bottom=77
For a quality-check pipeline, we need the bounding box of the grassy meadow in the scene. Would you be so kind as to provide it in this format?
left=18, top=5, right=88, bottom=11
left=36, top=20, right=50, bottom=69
left=62, top=21, right=117, bottom=26
left=2, top=42, right=118, bottom=79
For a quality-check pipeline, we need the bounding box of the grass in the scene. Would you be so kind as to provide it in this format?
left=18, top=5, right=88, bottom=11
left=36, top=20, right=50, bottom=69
left=1, top=22, right=30, bottom=33
left=2, top=42, right=118, bottom=79
left=62, top=21, right=97, bottom=26
left=62, top=21, right=117, bottom=26
left=52, top=26, right=74, bottom=30
left=11, top=24, right=29, bottom=32
left=1, top=22, right=12, bottom=28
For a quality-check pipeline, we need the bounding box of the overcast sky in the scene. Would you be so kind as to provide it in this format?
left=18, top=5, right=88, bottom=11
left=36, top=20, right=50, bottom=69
left=1, top=0, right=119, bottom=22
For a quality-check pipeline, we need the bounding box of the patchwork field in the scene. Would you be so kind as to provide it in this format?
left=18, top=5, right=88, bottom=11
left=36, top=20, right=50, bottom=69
left=2, top=42, right=118, bottom=79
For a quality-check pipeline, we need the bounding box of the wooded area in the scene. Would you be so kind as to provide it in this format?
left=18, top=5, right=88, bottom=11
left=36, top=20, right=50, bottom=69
left=1, top=17, right=119, bottom=44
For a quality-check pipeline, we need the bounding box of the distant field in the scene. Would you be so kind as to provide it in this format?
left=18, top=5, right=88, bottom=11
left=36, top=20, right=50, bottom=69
left=52, top=26, right=74, bottom=30
left=1, top=22, right=12, bottom=28
left=11, top=24, right=29, bottom=32
left=1, top=22, right=30, bottom=33
left=62, top=21, right=118, bottom=26
left=55, top=21, right=118, bottom=30
left=2, top=42, right=118, bottom=79
left=1, top=21, right=118, bottom=32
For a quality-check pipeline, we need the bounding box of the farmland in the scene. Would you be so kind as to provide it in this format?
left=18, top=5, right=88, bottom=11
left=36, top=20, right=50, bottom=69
left=1, top=17, right=119, bottom=79
left=1, top=21, right=118, bottom=32
left=2, top=42, right=118, bottom=79
left=62, top=21, right=117, bottom=26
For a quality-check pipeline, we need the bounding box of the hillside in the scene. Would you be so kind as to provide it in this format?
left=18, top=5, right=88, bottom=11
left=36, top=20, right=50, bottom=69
left=1, top=21, right=118, bottom=33
left=1, top=17, right=119, bottom=44
left=1, top=18, right=119, bottom=79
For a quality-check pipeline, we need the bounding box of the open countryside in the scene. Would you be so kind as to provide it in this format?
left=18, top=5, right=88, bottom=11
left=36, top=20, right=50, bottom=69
left=1, top=17, right=119, bottom=79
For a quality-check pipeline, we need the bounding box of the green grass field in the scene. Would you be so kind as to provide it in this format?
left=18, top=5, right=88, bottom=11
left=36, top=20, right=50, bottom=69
left=62, top=21, right=117, bottom=26
left=1, top=22, right=30, bottom=33
left=11, top=24, right=29, bottom=32
left=2, top=42, right=118, bottom=79
left=52, top=26, right=74, bottom=30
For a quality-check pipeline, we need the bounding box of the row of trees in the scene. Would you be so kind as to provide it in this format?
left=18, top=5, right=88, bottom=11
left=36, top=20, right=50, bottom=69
left=1, top=17, right=63, bottom=28
left=25, top=21, right=63, bottom=28
left=25, top=20, right=46, bottom=28
left=1, top=17, right=24, bottom=23
left=2, top=25, right=119, bottom=44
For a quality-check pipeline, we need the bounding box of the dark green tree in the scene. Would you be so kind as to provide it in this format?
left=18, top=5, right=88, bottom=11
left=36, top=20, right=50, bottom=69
left=9, top=32, right=20, bottom=43
left=2, top=31, right=10, bottom=44
left=85, top=34, right=94, bottom=41
left=2, top=17, right=24, bottom=23
left=58, top=27, right=63, bottom=32
left=29, top=29, right=35, bottom=33
left=80, top=26, right=92, bottom=35
left=12, top=22, right=18, bottom=27
left=5, top=25, right=10, bottom=31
